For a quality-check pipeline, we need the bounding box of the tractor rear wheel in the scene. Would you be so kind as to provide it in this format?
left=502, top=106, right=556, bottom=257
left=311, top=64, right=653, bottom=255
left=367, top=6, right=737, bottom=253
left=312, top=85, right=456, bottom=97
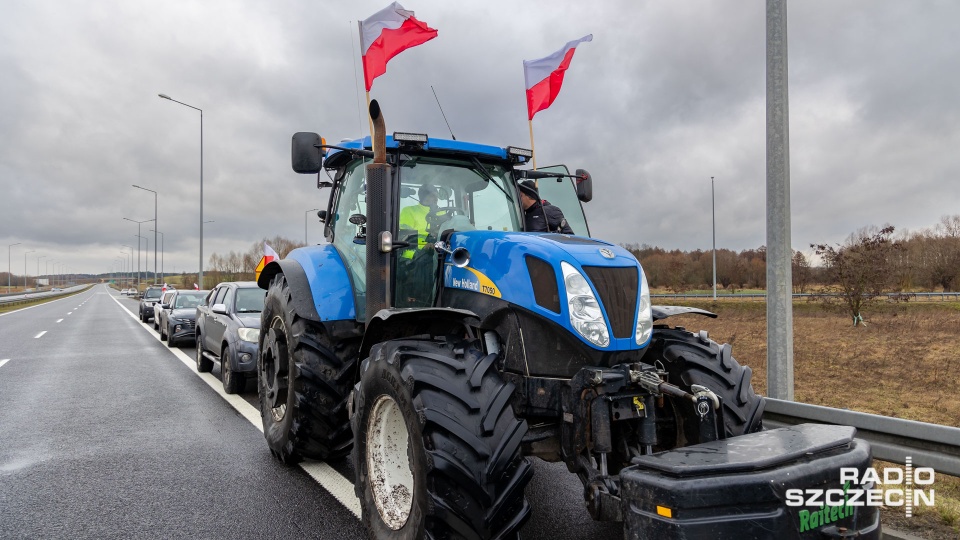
left=258, top=272, right=357, bottom=464
left=352, top=338, right=532, bottom=540
left=649, top=327, right=764, bottom=445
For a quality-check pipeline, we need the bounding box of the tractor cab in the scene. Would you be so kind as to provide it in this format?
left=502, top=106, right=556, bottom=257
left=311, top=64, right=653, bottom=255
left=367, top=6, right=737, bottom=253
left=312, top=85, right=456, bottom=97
left=299, top=131, right=593, bottom=321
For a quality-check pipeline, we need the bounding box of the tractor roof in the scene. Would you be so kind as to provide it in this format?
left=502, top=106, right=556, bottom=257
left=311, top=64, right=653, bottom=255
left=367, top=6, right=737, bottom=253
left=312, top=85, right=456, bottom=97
left=324, top=135, right=521, bottom=169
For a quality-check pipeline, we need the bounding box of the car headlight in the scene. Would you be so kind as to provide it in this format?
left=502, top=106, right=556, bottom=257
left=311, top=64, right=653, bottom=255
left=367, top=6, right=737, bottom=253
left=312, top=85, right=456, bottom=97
left=561, top=262, right=609, bottom=348
left=237, top=328, right=260, bottom=343
left=635, top=270, right=653, bottom=346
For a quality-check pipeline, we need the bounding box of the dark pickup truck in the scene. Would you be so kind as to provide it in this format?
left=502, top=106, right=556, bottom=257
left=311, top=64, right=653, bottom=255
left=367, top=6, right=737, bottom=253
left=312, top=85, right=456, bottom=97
left=195, top=281, right=264, bottom=394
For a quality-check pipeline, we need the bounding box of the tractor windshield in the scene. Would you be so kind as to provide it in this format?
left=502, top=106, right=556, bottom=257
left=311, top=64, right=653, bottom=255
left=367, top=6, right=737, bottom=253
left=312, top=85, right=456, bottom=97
left=330, top=155, right=524, bottom=318
left=397, top=157, right=522, bottom=238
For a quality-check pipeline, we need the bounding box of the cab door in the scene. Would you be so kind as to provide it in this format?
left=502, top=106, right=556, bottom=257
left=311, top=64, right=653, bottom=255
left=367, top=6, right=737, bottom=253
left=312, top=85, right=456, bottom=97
left=530, top=165, right=591, bottom=236
left=207, top=286, right=231, bottom=351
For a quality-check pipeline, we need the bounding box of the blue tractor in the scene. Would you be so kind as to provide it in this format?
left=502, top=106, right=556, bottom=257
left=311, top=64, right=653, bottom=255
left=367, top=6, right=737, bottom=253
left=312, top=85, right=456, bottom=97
left=256, top=102, right=879, bottom=539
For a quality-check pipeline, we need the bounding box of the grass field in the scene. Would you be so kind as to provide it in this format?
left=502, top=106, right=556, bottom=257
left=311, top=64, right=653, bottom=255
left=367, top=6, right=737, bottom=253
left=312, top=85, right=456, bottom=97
left=662, top=299, right=960, bottom=539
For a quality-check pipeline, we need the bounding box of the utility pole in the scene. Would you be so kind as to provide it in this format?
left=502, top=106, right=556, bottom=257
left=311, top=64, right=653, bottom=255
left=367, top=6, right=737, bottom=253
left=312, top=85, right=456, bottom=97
left=766, top=0, right=794, bottom=401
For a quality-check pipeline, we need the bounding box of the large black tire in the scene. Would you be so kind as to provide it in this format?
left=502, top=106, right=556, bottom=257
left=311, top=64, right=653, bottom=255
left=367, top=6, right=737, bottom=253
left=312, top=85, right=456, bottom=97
left=258, top=273, right=357, bottom=464
left=352, top=338, right=532, bottom=540
left=647, top=326, right=764, bottom=445
left=222, top=345, right=244, bottom=394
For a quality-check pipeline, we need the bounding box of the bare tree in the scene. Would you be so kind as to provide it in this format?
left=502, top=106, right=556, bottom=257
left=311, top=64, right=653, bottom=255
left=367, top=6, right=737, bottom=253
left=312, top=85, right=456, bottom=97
left=812, top=225, right=901, bottom=326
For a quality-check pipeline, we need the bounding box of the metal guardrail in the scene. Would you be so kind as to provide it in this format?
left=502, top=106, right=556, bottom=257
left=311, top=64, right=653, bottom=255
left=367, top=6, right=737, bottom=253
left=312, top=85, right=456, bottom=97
left=763, top=398, right=960, bottom=477
left=653, top=292, right=960, bottom=301
left=0, top=286, right=88, bottom=307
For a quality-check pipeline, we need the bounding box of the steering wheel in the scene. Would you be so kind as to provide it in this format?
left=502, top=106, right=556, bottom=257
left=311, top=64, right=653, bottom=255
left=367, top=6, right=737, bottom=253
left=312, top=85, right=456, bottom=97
left=425, top=207, right=465, bottom=234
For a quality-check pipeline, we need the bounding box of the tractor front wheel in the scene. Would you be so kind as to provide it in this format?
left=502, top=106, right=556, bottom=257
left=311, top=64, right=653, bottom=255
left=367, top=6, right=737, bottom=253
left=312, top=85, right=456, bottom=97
left=257, top=272, right=356, bottom=464
left=352, top=338, right=532, bottom=540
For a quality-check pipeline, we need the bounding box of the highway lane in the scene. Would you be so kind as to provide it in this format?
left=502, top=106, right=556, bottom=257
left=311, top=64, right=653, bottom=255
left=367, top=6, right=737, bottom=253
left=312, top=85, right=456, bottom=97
left=2, top=284, right=624, bottom=539
left=0, top=284, right=364, bottom=539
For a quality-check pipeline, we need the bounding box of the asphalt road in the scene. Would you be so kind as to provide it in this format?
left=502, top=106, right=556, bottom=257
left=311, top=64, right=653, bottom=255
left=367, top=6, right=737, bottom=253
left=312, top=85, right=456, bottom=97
left=0, top=284, right=623, bottom=539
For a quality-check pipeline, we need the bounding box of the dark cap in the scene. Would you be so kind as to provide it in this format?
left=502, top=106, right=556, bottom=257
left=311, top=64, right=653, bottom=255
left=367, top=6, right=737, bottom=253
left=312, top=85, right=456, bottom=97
left=518, top=180, right=539, bottom=200
left=418, top=185, right=438, bottom=199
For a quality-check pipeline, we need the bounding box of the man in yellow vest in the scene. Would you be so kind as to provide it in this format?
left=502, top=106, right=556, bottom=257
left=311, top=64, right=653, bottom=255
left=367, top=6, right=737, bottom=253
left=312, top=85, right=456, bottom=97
left=396, top=185, right=440, bottom=306
left=399, top=185, right=439, bottom=256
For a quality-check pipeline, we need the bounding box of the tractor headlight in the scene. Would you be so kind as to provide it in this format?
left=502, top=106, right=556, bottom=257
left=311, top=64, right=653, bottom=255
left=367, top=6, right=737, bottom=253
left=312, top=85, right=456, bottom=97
left=635, top=270, right=653, bottom=346
left=561, top=262, right=609, bottom=348
left=238, top=328, right=260, bottom=343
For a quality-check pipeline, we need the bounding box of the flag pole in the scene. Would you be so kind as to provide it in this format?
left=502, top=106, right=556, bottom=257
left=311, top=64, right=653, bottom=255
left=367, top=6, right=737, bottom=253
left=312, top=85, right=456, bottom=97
left=358, top=21, right=374, bottom=139
left=528, top=119, right=537, bottom=169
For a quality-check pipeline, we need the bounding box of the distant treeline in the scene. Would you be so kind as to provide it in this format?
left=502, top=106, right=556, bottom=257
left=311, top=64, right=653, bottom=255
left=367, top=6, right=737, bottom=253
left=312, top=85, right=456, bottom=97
left=624, top=215, right=960, bottom=294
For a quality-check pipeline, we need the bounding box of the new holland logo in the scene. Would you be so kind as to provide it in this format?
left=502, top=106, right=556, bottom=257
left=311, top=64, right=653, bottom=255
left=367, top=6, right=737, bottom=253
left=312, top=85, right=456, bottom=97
left=599, top=248, right=615, bottom=259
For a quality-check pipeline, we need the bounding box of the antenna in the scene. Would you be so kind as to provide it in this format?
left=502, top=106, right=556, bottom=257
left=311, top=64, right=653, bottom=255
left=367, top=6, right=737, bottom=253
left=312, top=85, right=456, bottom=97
left=431, top=85, right=456, bottom=140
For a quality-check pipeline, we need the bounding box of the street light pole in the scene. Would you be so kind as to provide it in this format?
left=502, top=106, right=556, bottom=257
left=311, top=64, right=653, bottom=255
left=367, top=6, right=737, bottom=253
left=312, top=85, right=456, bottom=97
left=37, top=255, right=46, bottom=289
left=24, top=250, right=34, bottom=290
left=122, top=246, right=133, bottom=288
left=150, top=229, right=164, bottom=284
left=306, top=208, right=319, bottom=244
left=7, top=242, right=21, bottom=292
left=712, top=176, right=717, bottom=300
left=133, top=184, right=158, bottom=285
left=124, top=217, right=153, bottom=290
left=159, top=93, right=203, bottom=289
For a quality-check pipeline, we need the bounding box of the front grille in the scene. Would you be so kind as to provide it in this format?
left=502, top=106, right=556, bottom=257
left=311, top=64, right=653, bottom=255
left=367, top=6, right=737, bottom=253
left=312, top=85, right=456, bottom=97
left=582, top=266, right=638, bottom=339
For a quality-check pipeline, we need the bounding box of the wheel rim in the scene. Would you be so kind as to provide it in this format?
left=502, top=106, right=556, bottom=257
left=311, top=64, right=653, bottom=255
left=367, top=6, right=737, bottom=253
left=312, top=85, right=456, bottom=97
left=262, top=320, right=289, bottom=422
left=366, top=394, right=414, bottom=530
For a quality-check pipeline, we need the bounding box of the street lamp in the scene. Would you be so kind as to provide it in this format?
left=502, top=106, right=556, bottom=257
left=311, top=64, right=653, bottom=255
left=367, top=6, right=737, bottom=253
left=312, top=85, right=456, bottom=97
left=7, top=242, right=21, bottom=292
left=135, top=234, right=148, bottom=290
left=150, top=229, right=164, bottom=284
left=305, top=208, right=319, bottom=244
left=24, top=250, right=34, bottom=290
left=124, top=217, right=154, bottom=289
left=37, top=255, right=46, bottom=289
left=133, top=184, right=158, bottom=285
left=159, top=93, right=204, bottom=289
left=121, top=246, right=133, bottom=288
left=711, top=176, right=716, bottom=300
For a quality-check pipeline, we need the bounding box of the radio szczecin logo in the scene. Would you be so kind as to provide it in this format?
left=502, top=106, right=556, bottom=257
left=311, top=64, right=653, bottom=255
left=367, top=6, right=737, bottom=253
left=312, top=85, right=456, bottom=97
left=785, top=458, right=935, bottom=533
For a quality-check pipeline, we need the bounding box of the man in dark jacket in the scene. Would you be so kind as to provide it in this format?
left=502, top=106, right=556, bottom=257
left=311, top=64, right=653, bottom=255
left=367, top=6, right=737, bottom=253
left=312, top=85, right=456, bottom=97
left=518, top=180, right=574, bottom=234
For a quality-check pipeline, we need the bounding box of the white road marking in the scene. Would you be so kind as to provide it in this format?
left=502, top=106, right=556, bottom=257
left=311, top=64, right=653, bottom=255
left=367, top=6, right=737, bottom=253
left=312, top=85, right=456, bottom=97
left=57, top=319, right=63, bottom=323
left=67, top=312, right=72, bottom=315
left=106, top=292, right=362, bottom=517
left=0, top=359, right=9, bottom=369
left=34, top=331, right=47, bottom=339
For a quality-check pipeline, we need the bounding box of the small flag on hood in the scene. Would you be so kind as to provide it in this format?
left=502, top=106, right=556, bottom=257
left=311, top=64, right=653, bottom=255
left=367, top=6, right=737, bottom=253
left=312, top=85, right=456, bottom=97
left=264, top=243, right=279, bottom=263
left=523, top=34, right=592, bottom=120
left=361, top=2, right=438, bottom=91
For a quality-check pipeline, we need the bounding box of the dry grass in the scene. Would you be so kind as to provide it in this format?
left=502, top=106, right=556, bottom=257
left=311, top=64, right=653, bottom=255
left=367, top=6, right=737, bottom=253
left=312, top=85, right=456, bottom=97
left=662, top=299, right=960, bottom=538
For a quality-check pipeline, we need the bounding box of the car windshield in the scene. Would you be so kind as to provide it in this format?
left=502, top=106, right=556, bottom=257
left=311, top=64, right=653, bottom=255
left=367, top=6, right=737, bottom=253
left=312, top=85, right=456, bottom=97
left=174, top=293, right=204, bottom=309
left=144, top=289, right=162, bottom=299
left=235, top=288, right=265, bottom=313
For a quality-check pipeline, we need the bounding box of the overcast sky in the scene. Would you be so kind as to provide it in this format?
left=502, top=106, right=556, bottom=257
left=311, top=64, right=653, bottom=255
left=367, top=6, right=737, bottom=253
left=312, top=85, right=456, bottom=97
left=2, top=0, right=958, bottom=276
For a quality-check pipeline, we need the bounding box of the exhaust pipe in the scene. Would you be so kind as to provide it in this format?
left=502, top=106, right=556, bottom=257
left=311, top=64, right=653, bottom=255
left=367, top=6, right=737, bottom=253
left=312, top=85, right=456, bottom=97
left=365, top=100, right=393, bottom=323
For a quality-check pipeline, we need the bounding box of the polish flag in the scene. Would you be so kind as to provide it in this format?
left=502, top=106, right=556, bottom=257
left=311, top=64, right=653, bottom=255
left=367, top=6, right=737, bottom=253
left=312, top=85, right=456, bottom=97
left=264, top=243, right=279, bottom=264
left=523, top=34, right=593, bottom=120
left=361, top=2, right=438, bottom=91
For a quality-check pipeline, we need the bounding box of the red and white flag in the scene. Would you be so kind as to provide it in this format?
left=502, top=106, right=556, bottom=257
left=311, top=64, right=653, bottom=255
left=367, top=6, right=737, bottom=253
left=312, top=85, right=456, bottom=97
left=193, top=283, right=199, bottom=290
left=264, top=243, right=279, bottom=263
left=361, top=2, right=438, bottom=91
left=523, top=34, right=593, bottom=120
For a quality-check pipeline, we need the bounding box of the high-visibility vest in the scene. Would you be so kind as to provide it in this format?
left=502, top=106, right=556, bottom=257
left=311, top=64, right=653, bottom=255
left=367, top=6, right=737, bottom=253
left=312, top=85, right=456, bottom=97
left=399, top=204, right=431, bottom=258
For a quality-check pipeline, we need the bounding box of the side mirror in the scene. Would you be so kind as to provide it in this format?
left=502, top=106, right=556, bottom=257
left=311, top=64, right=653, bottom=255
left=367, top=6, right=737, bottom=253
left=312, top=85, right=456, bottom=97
left=212, top=304, right=228, bottom=315
left=575, top=169, right=593, bottom=202
left=159, top=303, right=169, bottom=309
left=317, top=209, right=327, bottom=223
left=292, top=132, right=324, bottom=174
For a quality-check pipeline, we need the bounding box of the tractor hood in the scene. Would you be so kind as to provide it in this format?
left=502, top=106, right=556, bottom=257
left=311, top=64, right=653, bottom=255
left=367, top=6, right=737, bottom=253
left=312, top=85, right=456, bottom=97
left=443, top=230, right=652, bottom=351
